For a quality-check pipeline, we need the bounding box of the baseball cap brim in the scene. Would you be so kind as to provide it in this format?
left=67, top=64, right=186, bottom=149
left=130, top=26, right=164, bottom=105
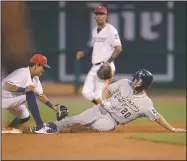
left=94, top=11, right=106, bottom=14
left=43, top=64, right=51, bottom=68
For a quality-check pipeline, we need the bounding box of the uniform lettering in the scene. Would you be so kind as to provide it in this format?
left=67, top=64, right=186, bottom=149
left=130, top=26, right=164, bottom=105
left=124, top=112, right=131, bottom=118
left=114, top=92, right=139, bottom=112
left=93, top=37, right=106, bottom=43
left=121, top=108, right=131, bottom=118
left=121, top=108, right=128, bottom=114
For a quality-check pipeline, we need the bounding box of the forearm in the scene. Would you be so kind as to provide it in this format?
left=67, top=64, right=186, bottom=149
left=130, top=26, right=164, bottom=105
left=155, top=115, right=174, bottom=132
left=3, top=83, right=24, bottom=92
left=37, top=94, right=57, bottom=111
left=102, top=86, right=112, bottom=100
left=107, top=46, right=122, bottom=63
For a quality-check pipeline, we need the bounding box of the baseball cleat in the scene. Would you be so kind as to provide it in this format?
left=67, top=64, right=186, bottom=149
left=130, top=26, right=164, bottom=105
left=30, top=125, right=58, bottom=134
left=44, top=122, right=58, bottom=130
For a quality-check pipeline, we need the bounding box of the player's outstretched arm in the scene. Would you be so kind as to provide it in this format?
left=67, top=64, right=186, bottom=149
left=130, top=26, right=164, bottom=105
left=37, top=94, right=59, bottom=112
left=155, top=115, right=186, bottom=132
left=36, top=94, right=68, bottom=120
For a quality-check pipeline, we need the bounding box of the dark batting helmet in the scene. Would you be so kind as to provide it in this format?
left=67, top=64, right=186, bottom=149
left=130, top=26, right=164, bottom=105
left=132, top=69, right=153, bottom=91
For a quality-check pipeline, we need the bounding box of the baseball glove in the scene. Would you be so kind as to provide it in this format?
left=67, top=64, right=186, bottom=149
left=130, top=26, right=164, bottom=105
left=56, top=105, right=69, bottom=121
left=97, top=64, right=112, bottom=80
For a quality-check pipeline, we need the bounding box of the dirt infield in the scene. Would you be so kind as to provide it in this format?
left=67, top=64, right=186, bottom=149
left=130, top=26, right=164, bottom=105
left=2, top=123, right=186, bottom=160
left=2, top=95, right=186, bottom=160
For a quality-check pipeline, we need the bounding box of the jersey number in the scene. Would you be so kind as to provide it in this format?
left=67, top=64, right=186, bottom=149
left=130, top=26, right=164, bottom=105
left=121, top=108, right=131, bottom=118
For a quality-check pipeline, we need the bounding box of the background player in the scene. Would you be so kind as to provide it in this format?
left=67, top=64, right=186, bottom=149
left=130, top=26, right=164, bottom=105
left=47, top=69, right=186, bottom=133
left=2, top=54, right=66, bottom=134
left=76, top=6, right=122, bottom=105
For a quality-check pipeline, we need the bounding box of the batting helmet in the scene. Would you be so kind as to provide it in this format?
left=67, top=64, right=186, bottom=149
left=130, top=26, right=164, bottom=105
left=132, top=69, right=153, bottom=91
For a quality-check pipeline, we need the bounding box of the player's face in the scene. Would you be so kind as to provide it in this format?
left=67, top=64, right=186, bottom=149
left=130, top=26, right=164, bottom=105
left=95, top=13, right=107, bottom=25
left=34, top=64, right=45, bottom=77
left=133, top=79, right=143, bottom=89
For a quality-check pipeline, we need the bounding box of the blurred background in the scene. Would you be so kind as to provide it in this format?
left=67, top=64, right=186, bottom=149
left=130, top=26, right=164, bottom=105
left=1, top=1, right=186, bottom=96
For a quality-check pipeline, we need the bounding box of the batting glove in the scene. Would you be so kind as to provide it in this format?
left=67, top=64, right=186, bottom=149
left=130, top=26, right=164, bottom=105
left=101, top=99, right=112, bottom=108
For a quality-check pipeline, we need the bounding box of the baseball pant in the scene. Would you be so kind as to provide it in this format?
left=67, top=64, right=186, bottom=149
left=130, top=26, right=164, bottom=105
left=2, top=95, right=30, bottom=119
left=53, top=105, right=117, bottom=132
left=82, top=62, right=115, bottom=102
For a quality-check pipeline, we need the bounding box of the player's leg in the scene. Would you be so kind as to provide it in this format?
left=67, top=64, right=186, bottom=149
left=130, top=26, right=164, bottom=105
left=7, top=104, right=30, bottom=127
left=89, top=113, right=117, bottom=132
left=94, top=62, right=116, bottom=102
left=3, top=93, right=57, bottom=134
left=49, top=105, right=103, bottom=131
left=82, top=65, right=99, bottom=104
left=2, top=95, right=30, bottom=127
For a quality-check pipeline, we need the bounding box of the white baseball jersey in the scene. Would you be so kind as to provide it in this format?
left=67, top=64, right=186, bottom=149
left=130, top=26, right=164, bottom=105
left=91, top=23, right=121, bottom=64
left=104, top=78, right=160, bottom=124
left=2, top=67, right=43, bottom=98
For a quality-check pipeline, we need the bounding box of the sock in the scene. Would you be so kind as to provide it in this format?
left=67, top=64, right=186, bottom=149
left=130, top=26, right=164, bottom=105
left=8, top=117, right=21, bottom=127
left=8, top=116, right=30, bottom=128
left=26, top=92, right=43, bottom=128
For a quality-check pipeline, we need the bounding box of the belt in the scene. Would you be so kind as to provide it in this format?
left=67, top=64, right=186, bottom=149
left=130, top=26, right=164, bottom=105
left=93, top=61, right=103, bottom=65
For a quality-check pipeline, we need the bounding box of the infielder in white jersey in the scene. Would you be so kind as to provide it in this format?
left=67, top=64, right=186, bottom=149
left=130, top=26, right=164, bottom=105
left=47, top=69, right=186, bottom=133
left=76, top=6, right=122, bottom=105
left=2, top=54, right=65, bottom=134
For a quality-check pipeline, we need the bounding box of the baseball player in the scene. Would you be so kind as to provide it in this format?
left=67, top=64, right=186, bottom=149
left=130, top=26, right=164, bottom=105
left=76, top=6, right=122, bottom=105
left=47, top=69, right=186, bottom=133
left=2, top=54, right=68, bottom=134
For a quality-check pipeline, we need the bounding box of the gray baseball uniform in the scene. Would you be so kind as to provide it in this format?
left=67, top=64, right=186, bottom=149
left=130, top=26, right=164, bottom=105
left=53, top=78, right=160, bottom=132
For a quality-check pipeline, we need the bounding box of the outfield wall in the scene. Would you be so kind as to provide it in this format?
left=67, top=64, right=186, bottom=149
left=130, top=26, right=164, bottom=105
left=27, top=1, right=186, bottom=89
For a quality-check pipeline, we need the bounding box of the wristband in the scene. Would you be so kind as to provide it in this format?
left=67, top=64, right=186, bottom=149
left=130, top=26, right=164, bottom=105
left=45, top=101, right=54, bottom=108
left=17, top=87, right=25, bottom=92
left=107, top=56, right=114, bottom=63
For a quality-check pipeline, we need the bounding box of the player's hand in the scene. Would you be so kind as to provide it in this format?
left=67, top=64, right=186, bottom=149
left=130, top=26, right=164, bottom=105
left=172, top=127, right=186, bottom=132
left=54, top=104, right=60, bottom=112
left=25, top=85, right=35, bottom=93
left=101, top=99, right=112, bottom=108
left=76, top=51, right=85, bottom=60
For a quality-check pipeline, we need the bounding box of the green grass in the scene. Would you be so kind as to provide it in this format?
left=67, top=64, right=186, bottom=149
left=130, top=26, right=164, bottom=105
left=132, top=102, right=186, bottom=124
left=3, top=99, right=186, bottom=124
left=129, top=133, right=186, bottom=146
left=3, top=100, right=94, bottom=123
left=147, top=89, right=186, bottom=96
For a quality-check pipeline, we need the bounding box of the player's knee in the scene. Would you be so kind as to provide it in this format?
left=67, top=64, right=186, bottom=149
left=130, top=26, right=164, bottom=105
left=99, top=123, right=115, bottom=132
left=82, top=90, right=95, bottom=101
left=91, top=119, right=116, bottom=132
